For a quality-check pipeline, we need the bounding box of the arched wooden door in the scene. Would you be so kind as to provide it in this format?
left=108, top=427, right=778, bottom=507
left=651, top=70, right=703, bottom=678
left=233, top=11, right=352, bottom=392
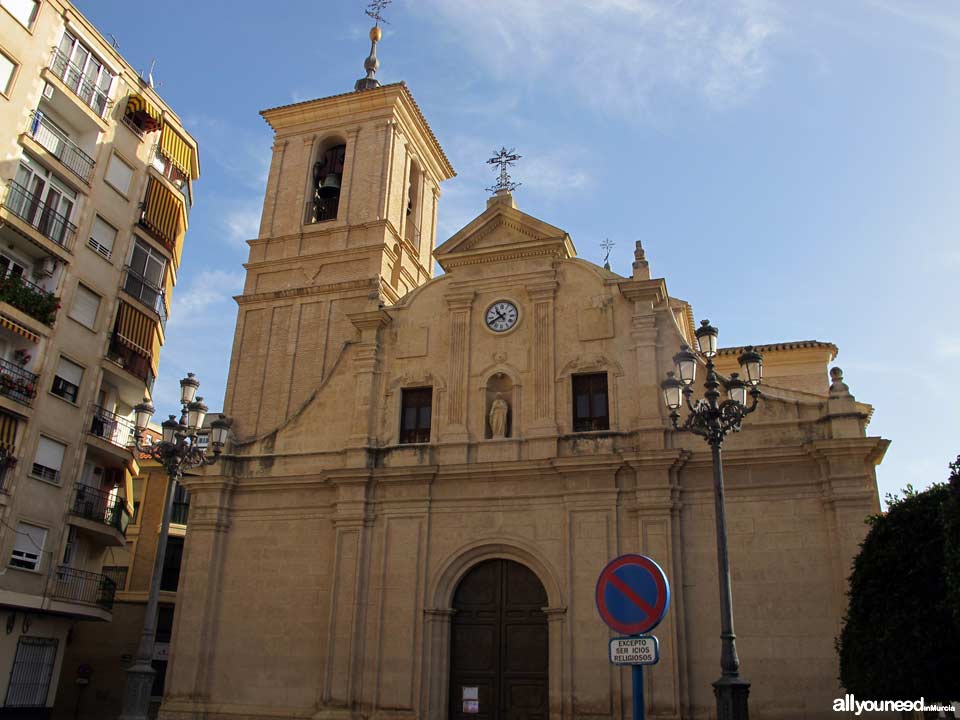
left=449, top=559, right=548, bottom=720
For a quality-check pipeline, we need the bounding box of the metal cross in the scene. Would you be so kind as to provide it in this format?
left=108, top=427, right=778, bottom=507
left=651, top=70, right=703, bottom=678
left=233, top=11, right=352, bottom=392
left=365, top=0, right=392, bottom=25
left=601, top=238, right=614, bottom=269
left=486, top=147, right=522, bottom=195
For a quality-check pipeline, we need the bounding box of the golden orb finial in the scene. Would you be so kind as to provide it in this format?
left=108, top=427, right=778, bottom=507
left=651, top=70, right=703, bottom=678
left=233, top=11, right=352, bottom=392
left=370, top=26, right=382, bottom=43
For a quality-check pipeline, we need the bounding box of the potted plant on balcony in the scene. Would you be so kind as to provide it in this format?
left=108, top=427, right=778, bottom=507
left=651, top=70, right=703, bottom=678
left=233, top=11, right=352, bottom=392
left=0, top=274, right=60, bottom=326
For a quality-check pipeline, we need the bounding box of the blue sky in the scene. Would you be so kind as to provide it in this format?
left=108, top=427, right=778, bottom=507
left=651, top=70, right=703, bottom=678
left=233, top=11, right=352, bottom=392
left=77, top=0, right=958, bottom=501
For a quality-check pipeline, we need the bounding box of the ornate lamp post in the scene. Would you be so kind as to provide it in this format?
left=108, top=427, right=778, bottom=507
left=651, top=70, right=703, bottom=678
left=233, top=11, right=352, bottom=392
left=660, top=320, right=763, bottom=720
left=119, top=373, right=231, bottom=720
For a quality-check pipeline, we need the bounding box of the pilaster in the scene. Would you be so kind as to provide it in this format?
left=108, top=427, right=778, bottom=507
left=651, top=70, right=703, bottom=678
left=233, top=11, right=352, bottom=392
left=347, top=310, right=392, bottom=447
left=444, top=291, right=475, bottom=442
left=526, top=280, right=558, bottom=453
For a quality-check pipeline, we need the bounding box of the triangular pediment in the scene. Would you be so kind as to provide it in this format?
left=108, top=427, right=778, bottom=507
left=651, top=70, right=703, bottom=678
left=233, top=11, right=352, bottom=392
left=434, top=193, right=576, bottom=271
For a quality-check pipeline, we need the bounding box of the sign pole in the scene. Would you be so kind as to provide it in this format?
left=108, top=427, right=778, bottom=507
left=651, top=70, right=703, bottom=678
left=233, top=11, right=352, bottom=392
left=632, top=662, right=644, bottom=720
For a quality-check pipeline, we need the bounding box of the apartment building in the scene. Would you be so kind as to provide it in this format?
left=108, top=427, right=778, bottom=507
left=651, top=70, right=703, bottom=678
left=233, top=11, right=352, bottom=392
left=52, top=422, right=193, bottom=720
left=0, top=0, right=198, bottom=715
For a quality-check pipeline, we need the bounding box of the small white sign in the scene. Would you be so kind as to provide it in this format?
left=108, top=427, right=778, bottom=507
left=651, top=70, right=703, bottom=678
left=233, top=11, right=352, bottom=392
left=462, top=687, right=479, bottom=701
left=463, top=700, right=479, bottom=714
left=609, top=636, right=659, bottom=665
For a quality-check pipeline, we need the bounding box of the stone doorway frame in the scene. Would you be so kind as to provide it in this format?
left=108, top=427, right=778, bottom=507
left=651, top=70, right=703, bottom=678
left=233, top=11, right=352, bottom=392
left=421, top=539, right=568, bottom=720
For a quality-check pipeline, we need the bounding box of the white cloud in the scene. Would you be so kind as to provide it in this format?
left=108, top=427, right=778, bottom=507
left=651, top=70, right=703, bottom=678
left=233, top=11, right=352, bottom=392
left=170, top=270, right=245, bottom=320
left=410, top=0, right=779, bottom=113
left=223, top=202, right=262, bottom=247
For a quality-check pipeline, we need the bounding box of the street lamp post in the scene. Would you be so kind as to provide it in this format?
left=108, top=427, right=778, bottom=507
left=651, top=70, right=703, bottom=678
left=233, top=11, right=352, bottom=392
left=119, top=373, right=231, bottom=720
left=660, top=320, right=763, bottom=720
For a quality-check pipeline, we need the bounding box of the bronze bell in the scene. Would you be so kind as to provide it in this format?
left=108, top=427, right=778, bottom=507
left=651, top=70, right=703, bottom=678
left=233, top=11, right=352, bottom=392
left=317, top=172, right=341, bottom=198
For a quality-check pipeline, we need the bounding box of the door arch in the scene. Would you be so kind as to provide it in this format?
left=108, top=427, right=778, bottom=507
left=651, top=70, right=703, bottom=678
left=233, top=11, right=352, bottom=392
left=448, top=559, right=548, bottom=720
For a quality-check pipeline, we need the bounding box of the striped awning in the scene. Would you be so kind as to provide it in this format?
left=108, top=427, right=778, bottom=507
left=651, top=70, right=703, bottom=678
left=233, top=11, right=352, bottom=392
left=160, top=124, right=198, bottom=180
left=142, top=179, right=185, bottom=254
left=0, top=315, right=39, bottom=344
left=163, top=265, right=175, bottom=314
left=114, top=301, right=155, bottom=357
left=0, top=411, right=18, bottom=455
left=150, top=319, right=163, bottom=375
left=124, top=94, right=161, bottom=132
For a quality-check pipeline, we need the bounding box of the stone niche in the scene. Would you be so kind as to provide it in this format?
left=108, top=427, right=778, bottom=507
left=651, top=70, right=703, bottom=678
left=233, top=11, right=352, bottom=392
left=485, top=373, right=514, bottom=439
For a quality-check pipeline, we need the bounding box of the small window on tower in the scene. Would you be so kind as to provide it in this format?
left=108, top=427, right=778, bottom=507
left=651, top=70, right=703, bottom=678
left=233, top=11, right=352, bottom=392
left=399, top=387, right=432, bottom=444
left=405, top=162, right=422, bottom=248
left=572, top=373, right=609, bottom=432
left=308, top=143, right=346, bottom=223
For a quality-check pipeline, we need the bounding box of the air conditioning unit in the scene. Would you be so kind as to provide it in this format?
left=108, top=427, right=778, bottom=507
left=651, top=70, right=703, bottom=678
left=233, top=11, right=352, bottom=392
left=36, top=257, right=56, bottom=277
left=42, top=83, right=54, bottom=100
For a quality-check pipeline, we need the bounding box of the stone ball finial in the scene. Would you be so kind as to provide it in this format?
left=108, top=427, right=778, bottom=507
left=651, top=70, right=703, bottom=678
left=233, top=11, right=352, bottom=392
left=829, top=366, right=851, bottom=397
left=830, top=367, right=843, bottom=383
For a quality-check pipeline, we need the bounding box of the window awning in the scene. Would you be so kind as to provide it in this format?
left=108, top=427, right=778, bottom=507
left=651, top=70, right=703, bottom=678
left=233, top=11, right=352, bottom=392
left=0, top=411, right=19, bottom=455
left=124, top=94, right=161, bottom=133
left=114, top=301, right=155, bottom=358
left=160, top=124, right=199, bottom=180
left=0, top=315, right=39, bottom=344
left=142, top=179, right=185, bottom=257
left=163, top=264, right=175, bottom=314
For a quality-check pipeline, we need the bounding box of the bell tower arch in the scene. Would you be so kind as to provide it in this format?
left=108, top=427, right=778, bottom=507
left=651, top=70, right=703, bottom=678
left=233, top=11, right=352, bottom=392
left=224, top=69, right=454, bottom=438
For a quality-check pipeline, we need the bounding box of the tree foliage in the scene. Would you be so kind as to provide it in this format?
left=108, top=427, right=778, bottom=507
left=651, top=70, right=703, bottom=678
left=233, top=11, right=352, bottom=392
left=837, top=457, right=960, bottom=700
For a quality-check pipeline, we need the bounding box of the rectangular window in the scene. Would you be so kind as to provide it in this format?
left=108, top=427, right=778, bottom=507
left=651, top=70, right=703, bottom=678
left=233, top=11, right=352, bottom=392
left=399, top=387, right=432, bottom=444
left=572, top=373, right=610, bottom=432
left=62, top=526, right=76, bottom=565
left=51, top=356, right=83, bottom=403
left=31, top=436, right=65, bottom=483
left=0, top=49, right=17, bottom=96
left=10, top=522, right=46, bottom=571
left=1, top=0, right=38, bottom=29
left=124, top=237, right=166, bottom=309
left=160, top=535, right=183, bottom=592
left=88, top=215, right=116, bottom=259
left=105, top=153, right=134, bottom=195
left=4, top=637, right=57, bottom=707
left=68, top=284, right=100, bottom=329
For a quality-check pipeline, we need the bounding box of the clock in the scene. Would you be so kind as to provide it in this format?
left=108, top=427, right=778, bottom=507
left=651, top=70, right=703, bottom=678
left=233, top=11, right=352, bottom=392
left=485, top=300, right=519, bottom=333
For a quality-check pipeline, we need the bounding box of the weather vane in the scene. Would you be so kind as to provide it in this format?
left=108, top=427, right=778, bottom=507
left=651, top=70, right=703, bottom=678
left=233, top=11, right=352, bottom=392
left=486, top=147, right=522, bottom=195
left=365, top=0, right=391, bottom=25
left=601, top=238, right=614, bottom=270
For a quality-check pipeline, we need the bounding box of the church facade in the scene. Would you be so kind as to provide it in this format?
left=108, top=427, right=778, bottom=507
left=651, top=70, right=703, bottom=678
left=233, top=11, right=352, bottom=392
left=158, top=73, right=887, bottom=720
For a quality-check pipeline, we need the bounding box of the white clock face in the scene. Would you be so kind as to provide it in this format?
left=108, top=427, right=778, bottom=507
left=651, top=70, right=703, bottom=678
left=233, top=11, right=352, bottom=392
left=485, top=301, right=519, bottom=333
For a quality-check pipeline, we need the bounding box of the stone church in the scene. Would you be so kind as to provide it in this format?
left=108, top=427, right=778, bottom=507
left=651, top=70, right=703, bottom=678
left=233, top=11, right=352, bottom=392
left=159, top=23, right=887, bottom=720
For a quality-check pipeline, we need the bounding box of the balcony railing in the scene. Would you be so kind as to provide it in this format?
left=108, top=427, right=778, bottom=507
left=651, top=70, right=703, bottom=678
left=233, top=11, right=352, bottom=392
left=0, top=273, right=60, bottom=326
left=3, top=180, right=77, bottom=251
left=304, top=196, right=339, bottom=224
left=48, top=48, right=112, bottom=119
left=404, top=217, right=421, bottom=249
left=89, top=405, right=135, bottom=450
left=0, top=357, right=38, bottom=406
left=106, top=333, right=155, bottom=393
left=70, top=482, right=131, bottom=535
left=52, top=566, right=116, bottom=610
left=27, top=111, right=95, bottom=182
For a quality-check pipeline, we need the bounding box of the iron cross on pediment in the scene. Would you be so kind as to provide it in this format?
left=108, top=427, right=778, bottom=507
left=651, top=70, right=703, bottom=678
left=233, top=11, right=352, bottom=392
left=486, top=147, right=522, bottom=195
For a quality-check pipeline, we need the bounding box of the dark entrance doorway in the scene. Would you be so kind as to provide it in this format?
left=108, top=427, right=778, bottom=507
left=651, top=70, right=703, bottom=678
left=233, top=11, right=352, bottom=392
left=449, top=559, right=548, bottom=720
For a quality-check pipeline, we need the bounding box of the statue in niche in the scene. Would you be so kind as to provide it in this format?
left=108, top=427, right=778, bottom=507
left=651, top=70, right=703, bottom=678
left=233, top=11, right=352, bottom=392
left=489, top=393, right=509, bottom=439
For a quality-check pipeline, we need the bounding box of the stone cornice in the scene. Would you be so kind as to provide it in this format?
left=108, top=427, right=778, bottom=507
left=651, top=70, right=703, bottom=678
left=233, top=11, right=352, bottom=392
left=234, top=278, right=378, bottom=306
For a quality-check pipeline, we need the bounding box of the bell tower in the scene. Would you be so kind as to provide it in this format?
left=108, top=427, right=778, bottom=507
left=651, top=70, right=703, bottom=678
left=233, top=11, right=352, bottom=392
left=223, top=19, right=455, bottom=438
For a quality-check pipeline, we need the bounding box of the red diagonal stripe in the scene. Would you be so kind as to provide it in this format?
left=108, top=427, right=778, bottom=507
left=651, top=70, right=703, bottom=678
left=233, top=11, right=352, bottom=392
left=606, top=573, right=657, bottom=620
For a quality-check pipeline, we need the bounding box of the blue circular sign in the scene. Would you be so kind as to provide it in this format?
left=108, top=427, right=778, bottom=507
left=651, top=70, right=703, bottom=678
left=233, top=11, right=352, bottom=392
left=595, top=554, right=670, bottom=635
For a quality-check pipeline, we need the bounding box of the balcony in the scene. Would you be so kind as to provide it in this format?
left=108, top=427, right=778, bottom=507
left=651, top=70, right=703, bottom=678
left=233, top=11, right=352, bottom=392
left=69, top=483, right=131, bottom=536
left=0, top=357, right=38, bottom=407
left=3, top=180, right=77, bottom=252
left=48, top=48, right=112, bottom=119
left=0, top=273, right=60, bottom=326
left=25, top=111, right=95, bottom=183
left=52, top=566, right=116, bottom=610
left=89, top=405, right=135, bottom=450
left=107, top=333, right=156, bottom=393
left=151, top=145, right=192, bottom=219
